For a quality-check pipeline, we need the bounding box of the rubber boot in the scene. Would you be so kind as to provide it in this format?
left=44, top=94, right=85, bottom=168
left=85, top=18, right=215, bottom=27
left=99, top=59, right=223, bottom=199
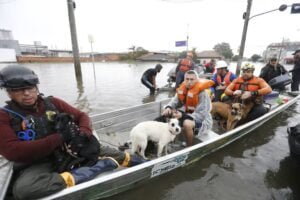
left=60, top=157, right=119, bottom=187
left=128, top=154, right=148, bottom=167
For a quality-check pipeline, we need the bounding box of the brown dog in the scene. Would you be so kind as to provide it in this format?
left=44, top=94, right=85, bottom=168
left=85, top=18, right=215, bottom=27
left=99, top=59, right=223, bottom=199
left=211, top=102, right=231, bottom=130
left=211, top=101, right=254, bottom=131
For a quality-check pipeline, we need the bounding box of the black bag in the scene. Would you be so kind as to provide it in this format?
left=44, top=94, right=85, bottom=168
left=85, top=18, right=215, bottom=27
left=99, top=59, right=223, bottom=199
left=268, top=74, right=292, bottom=89
left=287, top=124, right=300, bottom=156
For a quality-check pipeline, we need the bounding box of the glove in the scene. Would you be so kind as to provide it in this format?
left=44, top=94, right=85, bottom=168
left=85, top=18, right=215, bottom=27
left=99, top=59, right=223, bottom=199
left=241, top=91, right=252, bottom=100
left=233, top=90, right=242, bottom=96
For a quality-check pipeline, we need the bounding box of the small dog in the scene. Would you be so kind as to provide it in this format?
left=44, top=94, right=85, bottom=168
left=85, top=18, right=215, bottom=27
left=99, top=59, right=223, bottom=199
left=130, top=118, right=181, bottom=159
left=211, top=101, right=254, bottom=131
left=227, top=102, right=254, bottom=130
left=211, top=102, right=231, bottom=130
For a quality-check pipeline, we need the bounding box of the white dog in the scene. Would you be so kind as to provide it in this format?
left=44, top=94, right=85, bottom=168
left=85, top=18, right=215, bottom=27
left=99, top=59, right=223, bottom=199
left=130, top=118, right=181, bottom=159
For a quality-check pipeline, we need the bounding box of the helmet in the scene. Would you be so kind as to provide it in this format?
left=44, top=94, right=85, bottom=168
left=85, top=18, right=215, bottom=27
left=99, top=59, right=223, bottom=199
left=0, top=65, right=39, bottom=89
left=241, top=63, right=255, bottom=72
left=215, top=60, right=228, bottom=69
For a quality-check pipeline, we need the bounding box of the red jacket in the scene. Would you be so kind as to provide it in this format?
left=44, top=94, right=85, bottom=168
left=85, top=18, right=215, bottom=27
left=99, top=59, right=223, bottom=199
left=0, top=96, right=92, bottom=163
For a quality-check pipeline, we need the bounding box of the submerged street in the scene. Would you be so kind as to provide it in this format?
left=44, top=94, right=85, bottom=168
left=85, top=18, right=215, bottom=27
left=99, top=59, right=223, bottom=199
left=1, top=62, right=299, bottom=199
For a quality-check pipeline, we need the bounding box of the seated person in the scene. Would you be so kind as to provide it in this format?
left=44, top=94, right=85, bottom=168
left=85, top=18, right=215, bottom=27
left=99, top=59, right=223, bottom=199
left=204, top=59, right=216, bottom=73
left=211, top=60, right=236, bottom=101
left=225, top=63, right=272, bottom=123
left=175, top=51, right=195, bottom=88
left=0, top=65, right=145, bottom=200
left=162, top=70, right=214, bottom=146
left=259, top=57, right=288, bottom=90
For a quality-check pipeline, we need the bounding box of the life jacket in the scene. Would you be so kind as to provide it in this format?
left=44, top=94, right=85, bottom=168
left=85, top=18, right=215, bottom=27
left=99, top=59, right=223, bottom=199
left=233, top=76, right=260, bottom=92
left=5, top=96, right=59, bottom=140
left=216, top=71, right=232, bottom=86
left=179, top=58, right=193, bottom=72
left=177, top=79, right=214, bottom=113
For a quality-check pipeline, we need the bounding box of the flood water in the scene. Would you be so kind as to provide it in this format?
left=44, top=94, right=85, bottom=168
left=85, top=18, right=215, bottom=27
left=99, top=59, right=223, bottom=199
left=0, top=62, right=299, bottom=200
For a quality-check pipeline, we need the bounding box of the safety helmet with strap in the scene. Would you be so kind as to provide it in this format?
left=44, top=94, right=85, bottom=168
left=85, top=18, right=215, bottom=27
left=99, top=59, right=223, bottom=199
left=215, top=60, right=228, bottom=69
left=0, top=65, right=39, bottom=89
left=241, top=63, right=255, bottom=72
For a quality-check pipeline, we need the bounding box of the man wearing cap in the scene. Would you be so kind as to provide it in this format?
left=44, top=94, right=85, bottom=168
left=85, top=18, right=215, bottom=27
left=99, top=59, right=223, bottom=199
left=175, top=52, right=195, bottom=88
left=141, top=63, right=163, bottom=95
left=291, top=49, right=300, bottom=91
left=225, top=63, right=272, bottom=122
left=259, top=57, right=288, bottom=89
left=0, top=65, right=146, bottom=199
left=211, top=60, right=236, bottom=101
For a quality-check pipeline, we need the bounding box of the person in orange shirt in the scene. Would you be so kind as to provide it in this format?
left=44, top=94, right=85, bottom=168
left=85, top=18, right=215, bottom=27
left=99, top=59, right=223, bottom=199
left=225, top=63, right=272, bottom=122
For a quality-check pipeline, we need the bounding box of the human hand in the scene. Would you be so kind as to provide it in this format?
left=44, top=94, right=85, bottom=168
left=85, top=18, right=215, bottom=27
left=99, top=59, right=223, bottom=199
left=172, top=110, right=182, bottom=119
left=163, top=107, right=172, bottom=117
left=241, top=91, right=252, bottom=100
left=233, top=90, right=242, bottom=96
left=216, top=85, right=226, bottom=90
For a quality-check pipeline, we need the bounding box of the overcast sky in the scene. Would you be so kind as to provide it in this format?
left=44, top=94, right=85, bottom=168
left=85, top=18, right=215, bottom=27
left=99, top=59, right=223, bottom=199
left=0, top=0, right=299, bottom=57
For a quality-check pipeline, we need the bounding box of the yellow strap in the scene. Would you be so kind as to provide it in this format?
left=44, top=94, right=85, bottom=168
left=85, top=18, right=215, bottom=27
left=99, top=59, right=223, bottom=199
left=121, top=152, right=130, bottom=167
left=103, top=157, right=120, bottom=168
left=60, top=172, right=75, bottom=187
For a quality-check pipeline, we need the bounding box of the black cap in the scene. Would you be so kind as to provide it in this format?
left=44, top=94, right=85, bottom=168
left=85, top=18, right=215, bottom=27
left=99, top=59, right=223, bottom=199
left=292, top=49, right=300, bottom=55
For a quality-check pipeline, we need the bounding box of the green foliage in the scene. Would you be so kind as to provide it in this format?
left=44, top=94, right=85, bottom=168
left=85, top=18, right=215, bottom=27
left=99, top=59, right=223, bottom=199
left=119, top=47, right=149, bottom=60
left=213, top=42, right=233, bottom=59
left=250, top=54, right=262, bottom=62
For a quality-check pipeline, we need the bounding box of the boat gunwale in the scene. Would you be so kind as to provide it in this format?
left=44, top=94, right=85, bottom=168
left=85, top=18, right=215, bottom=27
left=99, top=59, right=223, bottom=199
left=44, top=93, right=300, bottom=199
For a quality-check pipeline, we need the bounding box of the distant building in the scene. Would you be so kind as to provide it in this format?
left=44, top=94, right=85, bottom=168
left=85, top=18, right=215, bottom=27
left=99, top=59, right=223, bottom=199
left=20, top=43, right=49, bottom=56
left=136, top=52, right=176, bottom=62
left=196, top=50, right=224, bottom=64
left=263, top=41, right=300, bottom=63
left=48, top=49, right=73, bottom=57
left=0, top=29, right=20, bottom=57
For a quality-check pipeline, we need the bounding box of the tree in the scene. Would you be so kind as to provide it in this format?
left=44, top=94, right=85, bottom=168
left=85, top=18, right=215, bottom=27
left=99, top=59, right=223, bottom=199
left=213, top=42, right=233, bottom=59
left=250, top=54, right=262, bottom=62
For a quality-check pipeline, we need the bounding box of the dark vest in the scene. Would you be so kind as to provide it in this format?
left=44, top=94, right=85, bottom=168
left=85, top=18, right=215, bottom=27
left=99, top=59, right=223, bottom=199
left=5, top=96, right=59, bottom=140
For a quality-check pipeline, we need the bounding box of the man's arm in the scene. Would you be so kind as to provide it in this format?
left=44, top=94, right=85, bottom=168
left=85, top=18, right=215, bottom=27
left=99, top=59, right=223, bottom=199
left=257, top=78, right=272, bottom=95
left=51, top=97, right=93, bottom=136
left=0, top=110, right=63, bottom=163
left=225, top=80, right=236, bottom=96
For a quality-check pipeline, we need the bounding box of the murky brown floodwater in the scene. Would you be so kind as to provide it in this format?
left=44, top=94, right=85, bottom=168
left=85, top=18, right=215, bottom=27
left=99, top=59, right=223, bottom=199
left=0, top=62, right=299, bottom=200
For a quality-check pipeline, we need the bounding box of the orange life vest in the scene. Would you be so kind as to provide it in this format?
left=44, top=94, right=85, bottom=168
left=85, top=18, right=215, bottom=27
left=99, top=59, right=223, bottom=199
left=233, top=76, right=260, bottom=91
left=216, top=71, right=232, bottom=86
left=177, top=79, right=214, bottom=113
left=179, top=58, right=193, bottom=72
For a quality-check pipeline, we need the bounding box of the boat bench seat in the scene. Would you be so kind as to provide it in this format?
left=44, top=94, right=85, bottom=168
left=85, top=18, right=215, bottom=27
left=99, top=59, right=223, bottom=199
left=91, top=100, right=170, bottom=147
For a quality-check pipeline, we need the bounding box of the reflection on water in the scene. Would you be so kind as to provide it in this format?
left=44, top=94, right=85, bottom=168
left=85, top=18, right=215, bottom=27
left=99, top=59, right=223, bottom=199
left=0, top=61, right=299, bottom=200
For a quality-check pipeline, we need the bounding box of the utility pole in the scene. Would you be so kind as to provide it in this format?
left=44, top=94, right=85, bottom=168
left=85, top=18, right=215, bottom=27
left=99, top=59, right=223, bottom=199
left=67, top=0, right=83, bottom=84
left=236, top=0, right=252, bottom=76
left=186, top=24, right=189, bottom=52
left=88, top=34, right=96, bottom=82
